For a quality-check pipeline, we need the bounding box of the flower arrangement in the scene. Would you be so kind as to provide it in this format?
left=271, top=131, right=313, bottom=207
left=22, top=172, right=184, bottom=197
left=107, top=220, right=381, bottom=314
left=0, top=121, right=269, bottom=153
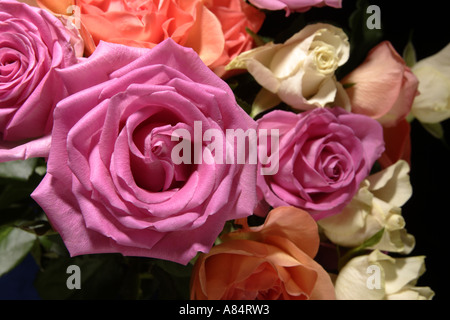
left=1, top=0, right=448, bottom=302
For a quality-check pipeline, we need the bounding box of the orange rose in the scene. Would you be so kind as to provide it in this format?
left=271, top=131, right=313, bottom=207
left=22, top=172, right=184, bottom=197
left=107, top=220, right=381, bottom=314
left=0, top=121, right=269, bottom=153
left=190, top=207, right=336, bottom=300
left=341, top=41, right=419, bottom=127
left=37, top=0, right=264, bottom=74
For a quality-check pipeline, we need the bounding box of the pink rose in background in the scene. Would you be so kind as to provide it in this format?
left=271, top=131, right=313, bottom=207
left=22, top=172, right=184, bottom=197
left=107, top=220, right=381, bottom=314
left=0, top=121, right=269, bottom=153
left=0, top=0, right=79, bottom=161
left=31, top=39, right=258, bottom=265
left=248, top=0, right=342, bottom=15
left=257, top=107, right=384, bottom=221
left=341, top=41, right=419, bottom=127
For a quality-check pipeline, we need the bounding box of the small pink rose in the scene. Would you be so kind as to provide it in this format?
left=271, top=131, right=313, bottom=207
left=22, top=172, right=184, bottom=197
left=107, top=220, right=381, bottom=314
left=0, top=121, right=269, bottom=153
left=248, top=0, right=342, bottom=15
left=31, top=39, right=258, bottom=265
left=341, top=41, right=419, bottom=127
left=0, top=0, right=79, bottom=161
left=257, top=107, right=385, bottom=221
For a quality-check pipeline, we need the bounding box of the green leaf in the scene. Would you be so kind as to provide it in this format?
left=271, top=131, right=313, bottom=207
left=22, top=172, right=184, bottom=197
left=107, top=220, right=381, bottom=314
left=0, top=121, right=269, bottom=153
left=34, top=165, right=47, bottom=176
left=235, top=96, right=252, bottom=115
left=18, top=220, right=55, bottom=237
left=421, top=121, right=444, bottom=140
left=245, top=27, right=273, bottom=47
left=406, top=112, right=415, bottom=123
left=362, top=228, right=385, bottom=248
left=154, top=259, right=193, bottom=278
left=34, top=254, right=126, bottom=299
left=0, top=158, right=38, bottom=181
left=338, top=228, right=385, bottom=270
left=0, top=203, right=37, bottom=228
left=0, top=225, right=37, bottom=277
left=342, top=82, right=356, bottom=89
left=403, top=38, right=417, bottom=68
left=149, top=261, right=192, bottom=300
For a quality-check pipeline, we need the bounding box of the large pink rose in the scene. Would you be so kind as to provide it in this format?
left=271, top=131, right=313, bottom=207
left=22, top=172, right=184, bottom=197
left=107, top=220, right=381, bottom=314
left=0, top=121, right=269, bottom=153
left=31, top=39, right=258, bottom=265
left=0, top=0, right=79, bottom=161
left=257, top=107, right=384, bottom=221
left=248, top=0, right=342, bottom=15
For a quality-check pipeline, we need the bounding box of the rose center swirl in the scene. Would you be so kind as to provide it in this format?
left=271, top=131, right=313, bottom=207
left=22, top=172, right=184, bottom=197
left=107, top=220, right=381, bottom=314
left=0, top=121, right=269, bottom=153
left=130, top=113, right=192, bottom=193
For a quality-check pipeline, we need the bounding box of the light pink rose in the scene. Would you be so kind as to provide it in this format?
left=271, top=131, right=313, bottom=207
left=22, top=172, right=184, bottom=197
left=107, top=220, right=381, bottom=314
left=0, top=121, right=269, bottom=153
left=31, top=39, right=258, bottom=265
left=341, top=41, right=419, bottom=127
left=257, top=107, right=384, bottom=221
left=248, top=0, right=342, bottom=15
left=0, top=0, right=79, bottom=161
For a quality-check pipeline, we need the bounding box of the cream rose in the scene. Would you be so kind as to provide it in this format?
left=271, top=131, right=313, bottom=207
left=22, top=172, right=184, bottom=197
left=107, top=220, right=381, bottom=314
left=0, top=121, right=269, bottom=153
left=226, top=23, right=350, bottom=114
left=411, top=43, right=450, bottom=123
left=318, top=160, right=415, bottom=254
left=334, top=250, right=434, bottom=300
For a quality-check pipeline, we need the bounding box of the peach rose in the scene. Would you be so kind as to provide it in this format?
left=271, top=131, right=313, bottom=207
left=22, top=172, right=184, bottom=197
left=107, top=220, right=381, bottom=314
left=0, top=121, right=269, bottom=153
left=341, top=41, right=419, bottom=127
left=190, top=207, right=336, bottom=300
left=36, top=0, right=264, bottom=74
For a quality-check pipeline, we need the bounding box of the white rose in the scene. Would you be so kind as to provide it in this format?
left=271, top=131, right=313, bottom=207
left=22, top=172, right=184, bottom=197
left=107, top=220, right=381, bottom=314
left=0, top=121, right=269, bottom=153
left=334, top=250, right=434, bottom=300
left=318, top=160, right=415, bottom=254
left=411, top=43, right=450, bottom=123
left=226, top=23, right=350, bottom=115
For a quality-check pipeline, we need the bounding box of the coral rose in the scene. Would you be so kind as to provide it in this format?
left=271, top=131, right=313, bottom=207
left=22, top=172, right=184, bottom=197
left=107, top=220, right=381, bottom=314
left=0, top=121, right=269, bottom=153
left=190, top=206, right=336, bottom=300
left=37, top=0, right=264, bottom=74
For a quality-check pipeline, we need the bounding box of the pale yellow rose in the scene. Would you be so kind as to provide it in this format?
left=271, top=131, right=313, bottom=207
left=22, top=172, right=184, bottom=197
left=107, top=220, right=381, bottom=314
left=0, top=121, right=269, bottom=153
left=318, top=160, right=415, bottom=254
left=411, top=43, right=450, bottom=123
left=226, top=23, right=350, bottom=115
left=334, top=250, right=434, bottom=300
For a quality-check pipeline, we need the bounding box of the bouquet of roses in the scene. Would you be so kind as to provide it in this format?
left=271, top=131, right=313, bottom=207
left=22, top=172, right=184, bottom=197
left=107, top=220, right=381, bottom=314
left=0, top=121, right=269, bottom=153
left=1, top=0, right=447, bottom=301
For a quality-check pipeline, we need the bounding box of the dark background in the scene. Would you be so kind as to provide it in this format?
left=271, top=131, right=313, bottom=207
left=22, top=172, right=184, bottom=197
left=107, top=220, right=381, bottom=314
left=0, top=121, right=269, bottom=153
left=352, top=1, right=450, bottom=301
left=258, top=0, right=450, bottom=300
left=1, top=0, right=450, bottom=300
left=330, top=1, right=450, bottom=300
left=331, top=1, right=450, bottom=300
